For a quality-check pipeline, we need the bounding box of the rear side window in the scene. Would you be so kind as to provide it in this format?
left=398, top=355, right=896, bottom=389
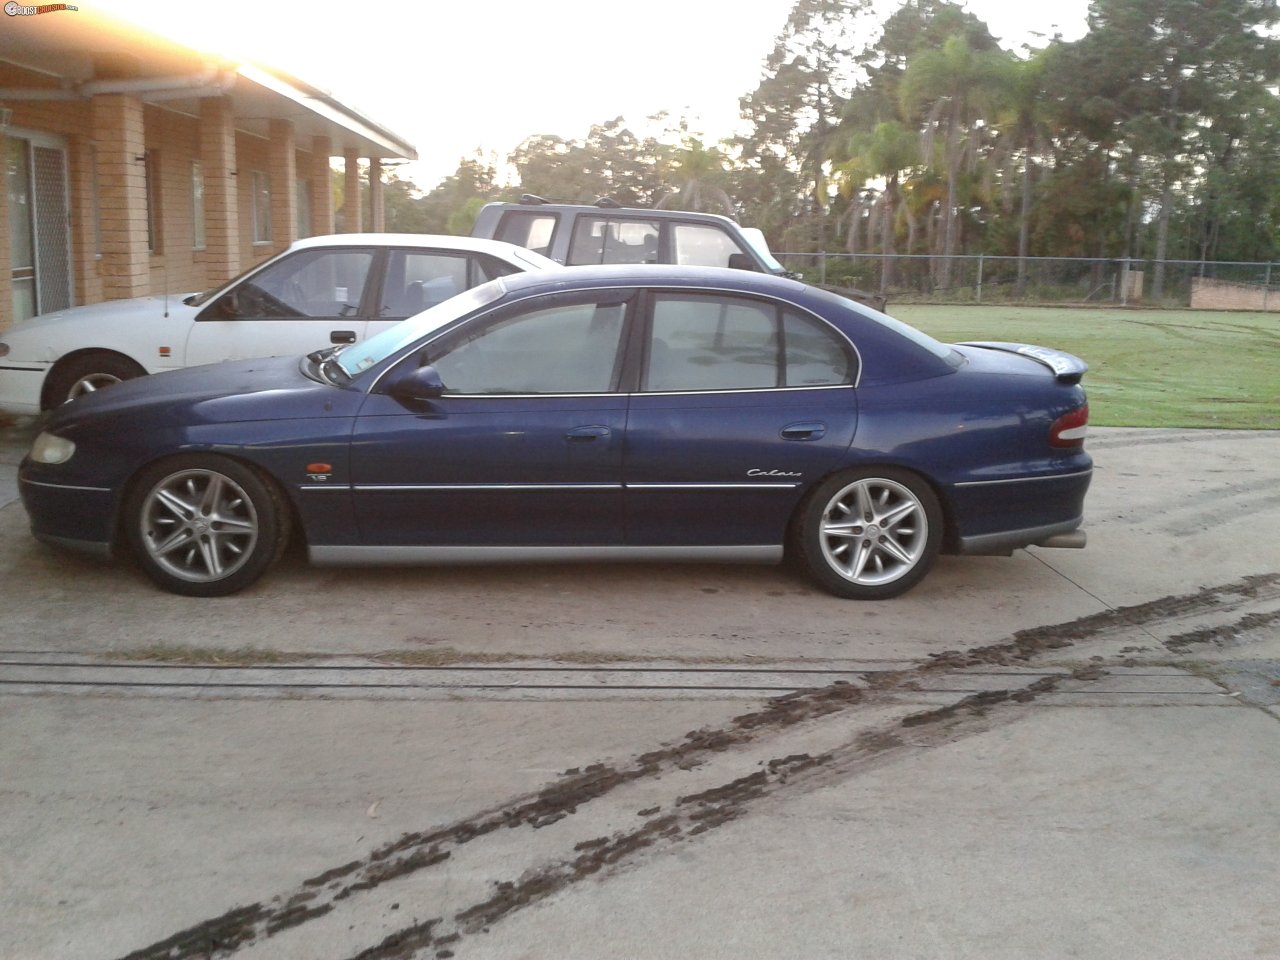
left=645, top=294, right=854, bottom=392
left=495, top=212, right=557, bottom=257
left=568, top=217, right=661, bottom=265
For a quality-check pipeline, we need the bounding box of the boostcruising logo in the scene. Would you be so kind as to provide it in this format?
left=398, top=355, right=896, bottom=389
left=5, top=2, right=79, bottom=13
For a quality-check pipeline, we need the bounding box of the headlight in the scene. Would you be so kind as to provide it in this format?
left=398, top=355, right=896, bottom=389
left=30, top=431, right=76, bottom=464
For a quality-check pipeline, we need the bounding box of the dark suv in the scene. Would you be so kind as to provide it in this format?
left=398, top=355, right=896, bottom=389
left=472, top=196, right=885, bottom=310
left=471, top=196, right=787, bottom=270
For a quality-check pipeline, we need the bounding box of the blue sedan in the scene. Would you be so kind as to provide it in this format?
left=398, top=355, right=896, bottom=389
left=19, top=266, right=1091, bottom=599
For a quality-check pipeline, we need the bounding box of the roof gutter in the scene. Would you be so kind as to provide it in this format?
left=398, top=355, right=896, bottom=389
left=0, top=65, right=236, bottom=102
left=237, top=63, right=418, bottom=160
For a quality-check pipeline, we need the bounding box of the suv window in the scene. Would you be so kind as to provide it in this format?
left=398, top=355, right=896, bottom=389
left=568, top=217, right=661, bottom=266
left=670, top=223, right=752, bottom=269
left=495, top=212, right=557, bottom=257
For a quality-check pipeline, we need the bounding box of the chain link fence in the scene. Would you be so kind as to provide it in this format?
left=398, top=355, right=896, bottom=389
left=776, top=253, right=1280, bottom=310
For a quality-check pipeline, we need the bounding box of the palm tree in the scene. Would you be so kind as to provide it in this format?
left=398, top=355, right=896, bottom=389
left=843, top=120, right=920, bottom=294
left=986, top=50, right=1056, bottom=296
left=900, top=35, right=1013, bottom=289
left=655, top=138, right=735, bottom=216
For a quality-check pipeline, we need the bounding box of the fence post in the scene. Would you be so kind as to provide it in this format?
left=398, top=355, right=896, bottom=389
left=976, top=254, right=984, bottom=303
left=1266, top=262, right=1273, bottom=312
left=819, top=252, right=827, bottom=286
left=1119, top=258, right=1130, bottom=306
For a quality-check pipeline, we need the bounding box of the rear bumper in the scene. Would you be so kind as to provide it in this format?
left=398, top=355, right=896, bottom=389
left=947, top=465, right=1092, bottom=553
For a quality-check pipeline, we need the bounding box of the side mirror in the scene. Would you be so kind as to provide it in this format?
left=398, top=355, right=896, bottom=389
left=727, top=253, right=757, bottom=272
left=388, top=364, right=446, bottom=400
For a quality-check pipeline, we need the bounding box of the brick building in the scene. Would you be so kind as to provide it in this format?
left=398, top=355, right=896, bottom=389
left=0, top=6, right=416, bottom=331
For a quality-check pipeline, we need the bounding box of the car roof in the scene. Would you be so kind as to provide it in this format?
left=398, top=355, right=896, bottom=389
left=496, top=263, right=809, bottom=299
left=285, top=233, right=554, bottom=260
left=479, top=201, right=740, bottom=228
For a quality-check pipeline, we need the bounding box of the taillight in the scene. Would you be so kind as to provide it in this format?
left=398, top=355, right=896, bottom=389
left=1050, top=404, right=1089, bottom=448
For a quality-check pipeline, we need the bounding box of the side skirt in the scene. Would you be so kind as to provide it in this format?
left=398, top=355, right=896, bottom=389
left=309, top=545, right=784, bottom=566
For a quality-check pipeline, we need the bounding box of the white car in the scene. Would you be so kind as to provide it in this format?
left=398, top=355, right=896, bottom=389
left=0, top=234, right=558, bottom=415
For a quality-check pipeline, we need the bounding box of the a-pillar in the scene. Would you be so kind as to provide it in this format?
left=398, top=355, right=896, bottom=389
left=92, top=94, right=150, bottom=300
left=199, top=96, right=240, bottom=284
left=368, top=156, right=384, bottom=232
left=343, top=147, right=362, bottom=233
left=268, top=118, right=297, bottom=253
left=310, top=135, right=334, bottom=236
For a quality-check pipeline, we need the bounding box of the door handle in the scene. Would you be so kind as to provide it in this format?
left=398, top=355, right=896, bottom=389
left=781, top=421, right=827, bottom=441
left=565, top=425, right=612, bottom=442
left=330, top=329, right=358, bottom=344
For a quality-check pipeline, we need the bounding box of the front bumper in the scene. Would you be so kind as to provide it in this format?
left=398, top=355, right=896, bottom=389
left=19, top=471, right=118, bottom=557
left=0, top=363, right=48, bottom=415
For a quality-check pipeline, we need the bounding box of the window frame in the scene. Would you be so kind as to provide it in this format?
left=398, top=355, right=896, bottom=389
left=636, top=289, right=859, bottom=395
left=251, top=170, right=272, bottom=245
left=407, top=288, right=638, bottom=397
left=191, top=159, right=206, bottom=251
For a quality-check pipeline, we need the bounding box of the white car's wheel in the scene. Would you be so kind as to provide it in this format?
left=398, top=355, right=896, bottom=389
left=45, top=352, right=145, bottom=407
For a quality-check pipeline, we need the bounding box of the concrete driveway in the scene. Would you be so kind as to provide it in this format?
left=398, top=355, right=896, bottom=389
left=1, top=421, right=1278, bottom=959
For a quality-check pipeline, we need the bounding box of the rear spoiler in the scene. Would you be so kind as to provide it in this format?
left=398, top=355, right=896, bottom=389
left=959, top=342, right=1088, bottom=384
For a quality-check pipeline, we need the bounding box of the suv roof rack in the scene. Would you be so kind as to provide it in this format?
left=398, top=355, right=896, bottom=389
left=519, top=193, right=549, bottom=205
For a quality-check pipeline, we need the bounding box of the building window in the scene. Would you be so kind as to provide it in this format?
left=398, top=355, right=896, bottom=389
left=144, top=149, right=163, bottom=253
left=252, top=170, right=272, bottom=243
left=191, top=160, right=206, bottom=251
left=89, top=142, right=102, bottom=257
left=296, top=178, right=312, bottom=238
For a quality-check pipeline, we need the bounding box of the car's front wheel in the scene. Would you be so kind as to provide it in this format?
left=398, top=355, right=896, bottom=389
left=793, top=467, right=942, bottom=600
left=45, top=351, right=145, bottom=408
left=124, top=455, right=289, bottom=597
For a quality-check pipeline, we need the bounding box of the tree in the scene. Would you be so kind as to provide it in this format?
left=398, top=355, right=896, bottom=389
left=1057, top=0, right=1280, bottom=297
left=986, top=49, right=1058, bottom=293
left=655, top=137, right=735, bottom=215
left=899, top=34, right=1013, bottom=287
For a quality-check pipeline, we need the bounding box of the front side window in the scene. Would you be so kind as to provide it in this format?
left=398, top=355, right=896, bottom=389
left=669, top=223, right=750, bottom=269
left=645, top=294, right=853, bottom=392
left=433, top=298, right=628, bottom=395
left=567, top=217, right=661, bottom=265
left=217, top=249, right=374, bottom=319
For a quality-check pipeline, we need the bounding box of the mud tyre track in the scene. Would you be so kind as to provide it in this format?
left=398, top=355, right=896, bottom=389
left=115, top=573, right=1279, bottom=960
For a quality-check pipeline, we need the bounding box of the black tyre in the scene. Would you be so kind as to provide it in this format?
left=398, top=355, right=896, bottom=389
left=792, top=467, right=943, bottom=600
left=124, top=455, right=289, bottom=597
left=45, top=352, right=145, bottom=408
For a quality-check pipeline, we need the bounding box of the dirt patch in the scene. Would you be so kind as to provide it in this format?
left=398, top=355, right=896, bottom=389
left=114, top=572, right=1278, bottom=960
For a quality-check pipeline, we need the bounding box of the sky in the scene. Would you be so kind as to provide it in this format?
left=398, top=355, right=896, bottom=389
left=94, top=0, right=1091, bottom=189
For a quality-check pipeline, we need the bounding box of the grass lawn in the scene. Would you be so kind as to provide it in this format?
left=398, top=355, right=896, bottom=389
left=892, top=304, right=1280, bottom=430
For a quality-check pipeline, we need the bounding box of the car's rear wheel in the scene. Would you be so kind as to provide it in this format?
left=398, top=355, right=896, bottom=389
left=45, top=352, right=145, bottom=408
left=793, top=467, right=942, bottom=600
left=125, top=455, right=289, bottom=597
